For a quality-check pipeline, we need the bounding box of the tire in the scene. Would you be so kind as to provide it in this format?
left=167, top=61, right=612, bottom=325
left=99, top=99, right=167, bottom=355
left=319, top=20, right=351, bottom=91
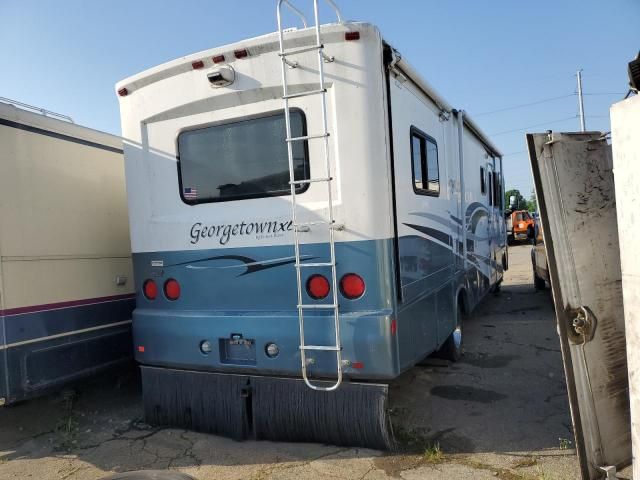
left=437, top=298, right=464, bottom=362
left=533, top=264, right=546, bottom=290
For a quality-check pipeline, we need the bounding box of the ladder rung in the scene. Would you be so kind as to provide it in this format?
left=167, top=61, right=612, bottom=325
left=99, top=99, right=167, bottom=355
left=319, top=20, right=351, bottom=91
left=290, top=177, right=332, bottom=185
left=279, top=44, right=323, bottom=57
left=297, top=262, right=334, bottom=268
left=295, top=220, right=331, bottom=228
left=286, top=133, right=329, bottom=142
left=298, top=304, right=338, bottom=309
left=283, top=89, right=326, bottom=100
left=300, top=345, right=341, bottom=351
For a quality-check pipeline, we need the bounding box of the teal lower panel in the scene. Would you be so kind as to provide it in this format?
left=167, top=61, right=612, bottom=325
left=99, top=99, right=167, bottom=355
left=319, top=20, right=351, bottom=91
left=134, top=309, right=398, bottom=380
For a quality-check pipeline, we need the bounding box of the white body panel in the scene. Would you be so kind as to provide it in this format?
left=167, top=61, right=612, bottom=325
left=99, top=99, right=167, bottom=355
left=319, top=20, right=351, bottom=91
left=611, top=94, right=640, bottom=478
left=0, top=103, right=133, bottom=309
left=118, top=24, right=394, bottom=254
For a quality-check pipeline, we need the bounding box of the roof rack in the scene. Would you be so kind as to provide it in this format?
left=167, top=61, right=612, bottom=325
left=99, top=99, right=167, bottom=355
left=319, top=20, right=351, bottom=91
left=0, top=96, right=74, bottom=123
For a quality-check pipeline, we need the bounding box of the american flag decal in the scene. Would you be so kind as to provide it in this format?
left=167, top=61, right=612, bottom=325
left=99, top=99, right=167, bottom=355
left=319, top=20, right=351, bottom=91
left=184, top=187, right=197, bottom=200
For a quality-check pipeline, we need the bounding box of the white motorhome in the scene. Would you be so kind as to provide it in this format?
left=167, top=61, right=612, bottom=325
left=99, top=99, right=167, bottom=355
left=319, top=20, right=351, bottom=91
left=0, top=99, right=134, bottom=405
left=117, top=3, right=506, bottom=448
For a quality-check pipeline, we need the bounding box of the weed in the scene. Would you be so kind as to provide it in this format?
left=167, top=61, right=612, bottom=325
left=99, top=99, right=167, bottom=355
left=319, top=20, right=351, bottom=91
left=54, top=389, right=79, bottom=451
left=423, top=442, right=444, bottom=464
left=558, top=437, right=572, bottom=450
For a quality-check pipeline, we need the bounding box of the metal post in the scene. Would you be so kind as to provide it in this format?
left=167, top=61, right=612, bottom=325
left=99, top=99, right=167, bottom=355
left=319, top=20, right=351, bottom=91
left=577, top=69, right=586, bottom=132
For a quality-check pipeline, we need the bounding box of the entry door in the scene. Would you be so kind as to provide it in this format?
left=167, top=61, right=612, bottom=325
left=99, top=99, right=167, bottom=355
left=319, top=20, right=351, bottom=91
left=528, top=132, right=631, bottom=479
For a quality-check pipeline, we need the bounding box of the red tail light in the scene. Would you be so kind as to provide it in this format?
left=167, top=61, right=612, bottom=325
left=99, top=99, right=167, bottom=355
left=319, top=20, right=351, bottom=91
left=143, top=279, right=157, bottom=300
left=340, top=273, right=365, bottom=299
left=307, top=274, right=330, bottom=300
left=212, top=54, right=225, bottom=64
left=345, top=31, right=360, bottom=41
left=164, top=279, right=181, bottom=301
left=191, top=60, right=205, bottom=69
left=117, top=87, right=129, bottom=97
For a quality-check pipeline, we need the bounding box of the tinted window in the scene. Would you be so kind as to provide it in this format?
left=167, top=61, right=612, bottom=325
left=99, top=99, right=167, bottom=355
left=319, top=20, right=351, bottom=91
left=177, top=110, right=309, bottom=203
left=487, top=172, right=493, bottom=205
left=410, top=128, right=439, bottom=196
left=412, top=136, right=423, bottom=190
left=480, top=167, right=486, bottom=194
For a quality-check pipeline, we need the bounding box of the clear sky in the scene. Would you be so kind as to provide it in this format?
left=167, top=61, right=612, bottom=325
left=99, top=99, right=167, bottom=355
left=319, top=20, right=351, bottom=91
left=1, top=0, right=638, bottom=196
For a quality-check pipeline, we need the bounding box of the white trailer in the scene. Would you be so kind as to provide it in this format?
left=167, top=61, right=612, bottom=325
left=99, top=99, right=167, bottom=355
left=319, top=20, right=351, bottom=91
left=116, top=2, right=505, bottom=448
left=611, top=94, right=640, bottom=479
left=0, top=100, right=134, bottom=405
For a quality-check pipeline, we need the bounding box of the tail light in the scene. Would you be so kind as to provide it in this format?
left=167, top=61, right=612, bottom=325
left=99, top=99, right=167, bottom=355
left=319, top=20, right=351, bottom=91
left=307, top=274, right=330, bottom=300
left=143, top=279, right=158, bottom=300
left=212, top=54, right=225, bottom=64
left=164, top=279, right=181, bottom=301
left=191, top=60, right=205, bottom=69
left=340, top=273, right=365, bottom=299
left=345, top=31, right=360, bottom=41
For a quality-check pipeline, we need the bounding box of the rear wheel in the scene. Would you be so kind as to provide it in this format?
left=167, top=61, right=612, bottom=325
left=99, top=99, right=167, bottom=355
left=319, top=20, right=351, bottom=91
left=438, top=298, right=465, bottom=362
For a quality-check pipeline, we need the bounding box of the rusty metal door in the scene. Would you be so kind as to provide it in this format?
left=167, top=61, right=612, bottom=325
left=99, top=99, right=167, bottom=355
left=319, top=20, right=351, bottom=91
left=527, top=131, right=631, bottom=479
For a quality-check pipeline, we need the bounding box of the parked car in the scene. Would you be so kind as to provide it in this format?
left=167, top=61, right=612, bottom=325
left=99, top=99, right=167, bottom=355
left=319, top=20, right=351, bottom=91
left=530, top=216, right=549, bottom=290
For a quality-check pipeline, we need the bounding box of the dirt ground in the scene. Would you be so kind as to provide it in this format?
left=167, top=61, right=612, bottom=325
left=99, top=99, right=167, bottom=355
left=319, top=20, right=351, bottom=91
left=0, top=244, right=597, bottom=479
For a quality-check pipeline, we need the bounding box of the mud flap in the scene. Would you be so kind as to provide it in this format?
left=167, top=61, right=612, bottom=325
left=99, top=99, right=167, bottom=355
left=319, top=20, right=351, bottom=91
left=141, top=366, right=250, bottom=440
left=251, top=376, right=393, bottom=450
left=140, top=366, right=393, bottom=450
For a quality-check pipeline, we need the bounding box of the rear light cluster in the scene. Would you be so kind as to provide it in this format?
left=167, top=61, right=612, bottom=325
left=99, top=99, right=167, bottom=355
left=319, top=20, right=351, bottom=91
left=143, top=278, right=181, bottom=301
left=305, top=273, right=365, bottom=300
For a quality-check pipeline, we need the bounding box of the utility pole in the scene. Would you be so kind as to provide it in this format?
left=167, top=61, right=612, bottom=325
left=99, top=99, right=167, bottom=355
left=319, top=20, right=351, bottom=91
left=577, top=69, right=586, bottom=132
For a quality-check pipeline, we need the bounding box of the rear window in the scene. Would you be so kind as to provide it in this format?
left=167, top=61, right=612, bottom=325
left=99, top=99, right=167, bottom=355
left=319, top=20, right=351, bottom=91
left=177, top=110, right=309, bottom=204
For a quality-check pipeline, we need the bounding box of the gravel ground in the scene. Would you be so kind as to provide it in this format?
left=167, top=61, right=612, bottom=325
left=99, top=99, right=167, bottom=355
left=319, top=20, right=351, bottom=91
left=0, top=244, right=590, bottom=479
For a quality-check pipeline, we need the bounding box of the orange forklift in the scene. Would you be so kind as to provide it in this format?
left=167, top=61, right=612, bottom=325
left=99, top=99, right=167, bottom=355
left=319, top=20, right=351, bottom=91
left=506, top=209, right=535, bottom=244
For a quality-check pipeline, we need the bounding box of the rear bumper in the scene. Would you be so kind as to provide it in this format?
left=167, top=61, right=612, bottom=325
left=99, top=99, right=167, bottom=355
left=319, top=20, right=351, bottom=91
left=133, top=308, right=399, bottom=380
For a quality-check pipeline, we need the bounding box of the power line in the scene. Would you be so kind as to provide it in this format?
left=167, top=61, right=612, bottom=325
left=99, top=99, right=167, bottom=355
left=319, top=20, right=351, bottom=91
left=489, top=116, right=577, bottom=137
left=474, top=91, right=624, bottom=119
left=474, top=94, right=574, bottom=117
left=582, top=92, right=626, bottom=96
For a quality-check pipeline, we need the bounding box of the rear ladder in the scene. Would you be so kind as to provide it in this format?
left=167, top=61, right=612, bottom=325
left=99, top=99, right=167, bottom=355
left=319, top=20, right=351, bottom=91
left=276, top=0, right=344, bottom=391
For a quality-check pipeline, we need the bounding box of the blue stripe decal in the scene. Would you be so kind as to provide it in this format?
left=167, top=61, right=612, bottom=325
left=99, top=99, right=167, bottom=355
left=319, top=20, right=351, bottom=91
left=4, top=298, right=135, bottom=344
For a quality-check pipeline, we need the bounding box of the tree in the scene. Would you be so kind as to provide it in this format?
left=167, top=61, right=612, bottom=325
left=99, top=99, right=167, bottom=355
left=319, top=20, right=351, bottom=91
left=504, top=189, right=526, bottom=210
left=527, top=190, right=538, bottom=213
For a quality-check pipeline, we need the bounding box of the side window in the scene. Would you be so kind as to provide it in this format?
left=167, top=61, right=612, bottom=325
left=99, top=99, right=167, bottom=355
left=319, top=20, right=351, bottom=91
left=480, top=167, right=486, bottom=194
left=410, top=127, right=440, bottom=196
left=487, top=169, right=493, bottom=206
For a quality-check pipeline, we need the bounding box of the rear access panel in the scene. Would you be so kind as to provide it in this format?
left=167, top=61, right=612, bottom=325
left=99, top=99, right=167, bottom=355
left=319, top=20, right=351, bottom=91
left=528, top=132, right=631, bottom=479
